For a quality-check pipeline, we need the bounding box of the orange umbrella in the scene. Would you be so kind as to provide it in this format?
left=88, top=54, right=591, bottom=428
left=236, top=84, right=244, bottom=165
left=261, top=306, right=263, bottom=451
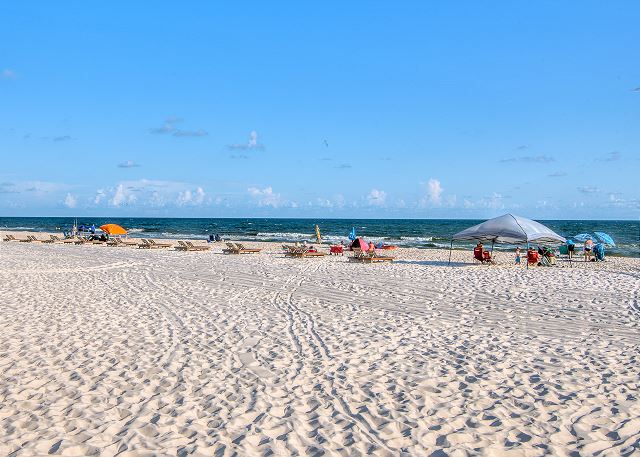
left=100, top=224, right=127, bottom=235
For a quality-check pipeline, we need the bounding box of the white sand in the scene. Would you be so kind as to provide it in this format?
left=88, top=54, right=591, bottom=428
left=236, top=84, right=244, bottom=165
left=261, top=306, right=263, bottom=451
left=1, top=233, right=639, bottom=456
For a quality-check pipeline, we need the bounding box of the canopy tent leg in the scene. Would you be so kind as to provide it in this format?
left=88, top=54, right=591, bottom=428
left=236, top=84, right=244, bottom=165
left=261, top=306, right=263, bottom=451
left=526, top=242, right=529, bottom=270
left=448, top=240, right=453, bottom=265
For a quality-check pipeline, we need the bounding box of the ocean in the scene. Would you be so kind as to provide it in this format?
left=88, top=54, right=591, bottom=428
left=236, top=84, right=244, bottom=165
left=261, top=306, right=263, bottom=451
left=1, top=217, right=638, bottom=257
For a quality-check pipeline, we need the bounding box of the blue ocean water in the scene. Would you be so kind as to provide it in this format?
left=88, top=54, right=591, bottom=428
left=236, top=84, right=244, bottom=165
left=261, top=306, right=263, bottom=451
left=0, top=217, right=638, bottom=257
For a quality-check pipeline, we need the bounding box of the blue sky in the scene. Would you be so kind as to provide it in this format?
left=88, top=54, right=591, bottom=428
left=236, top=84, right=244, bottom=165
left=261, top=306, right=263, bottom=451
left=1, top=1, right=638, bottom=219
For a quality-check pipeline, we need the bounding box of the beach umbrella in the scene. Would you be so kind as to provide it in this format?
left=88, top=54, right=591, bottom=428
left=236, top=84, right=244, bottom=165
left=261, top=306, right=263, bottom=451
left=573, top=233, right=593, bottom=242
left=594, top=231, right=615, bottom=246
left=348, top=227, right=356, bottom=241
left=100, top=223, right=127, bottom=235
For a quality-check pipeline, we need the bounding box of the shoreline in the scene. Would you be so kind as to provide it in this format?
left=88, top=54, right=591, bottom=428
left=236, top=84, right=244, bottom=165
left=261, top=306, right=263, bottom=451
left=1, top=228, right=638, bottom=259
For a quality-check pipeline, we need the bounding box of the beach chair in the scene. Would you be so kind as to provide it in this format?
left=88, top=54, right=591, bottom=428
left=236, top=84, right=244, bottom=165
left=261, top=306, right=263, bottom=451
left=42, top=235, right=63, bottom=244
left=2, top=234, right=17, bottom=242
left=285, top=245, right=325, bottom=258
left=106, top=238, right=137, bottom=247
left=19, top=235, right=40, bottom=243
left=223, top=242, right=260, bottom=254
left=138, top=239, right=158, bottom=249
left=235, top=243, right=260, bottom=253
left=349, top=247, right=393, bottom=263
left=175, top=241, right=211, bottom=251
left=186, top=241, right=211, bottom=251
left=527, top=250, right=539, bottom=266
left=149, top=239, right=172, bottom=248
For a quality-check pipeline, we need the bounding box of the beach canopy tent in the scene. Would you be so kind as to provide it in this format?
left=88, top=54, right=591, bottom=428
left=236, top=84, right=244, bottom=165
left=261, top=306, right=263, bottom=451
left=452, top=214, right=566, bottom=245
left=350, top=238, right=370, bottom=251
left=99, top=224, right=127, bottom=236
left=449, top=214, right=566, bottom=265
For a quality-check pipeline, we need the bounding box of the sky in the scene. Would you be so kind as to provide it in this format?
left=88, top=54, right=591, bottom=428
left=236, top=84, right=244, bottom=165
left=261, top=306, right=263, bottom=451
left=1, top=1, right=639, bottom=219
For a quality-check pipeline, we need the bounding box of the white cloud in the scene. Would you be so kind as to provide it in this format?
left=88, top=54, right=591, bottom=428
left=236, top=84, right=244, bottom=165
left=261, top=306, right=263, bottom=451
left=94, top=189, right=106, bottom=205
left=94, top=179, right=209, bottom=208
left=149, top=117, right=207, bottom=137
left=63, top=193, right=77, bottom=209
left=427, top=179, right=443, bottom=205
left=177, top=186, right=206, bottom=206
left=315, top=194, right=346, bottom=209
left=248, top=186, right=282, bottom=207
left=118, top=160, right=140, bottom=168
left=367, top=189, right=387, bottom=206
left=229, top=131, right=265, bottom=151
left=418, top=178, right=444, bottom=208
left=110, top=184, right=135, bottom=207
left=577, top=186, right=599, bottom=194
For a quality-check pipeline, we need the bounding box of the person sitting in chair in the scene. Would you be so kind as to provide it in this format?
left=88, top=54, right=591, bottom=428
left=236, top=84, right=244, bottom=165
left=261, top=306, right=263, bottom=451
left=474, top=242, right=492, bottom=263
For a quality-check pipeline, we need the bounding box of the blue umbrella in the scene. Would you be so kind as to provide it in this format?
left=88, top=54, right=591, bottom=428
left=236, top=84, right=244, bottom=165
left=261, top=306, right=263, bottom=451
left=594, top=231, right=615, bottom=246
left=348, top=227, right=356, bottom=241
left=573, top=233, right=593, bottom=242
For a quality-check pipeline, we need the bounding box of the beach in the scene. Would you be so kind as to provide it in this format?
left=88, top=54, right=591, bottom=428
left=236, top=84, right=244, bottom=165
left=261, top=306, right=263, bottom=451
left=1, top=234, right=639, bottom=456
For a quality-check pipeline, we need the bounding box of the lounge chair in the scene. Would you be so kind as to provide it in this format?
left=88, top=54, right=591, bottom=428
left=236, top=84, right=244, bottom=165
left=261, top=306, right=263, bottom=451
left=106, top=238, right=137, bottom=247
left=2, top=234, right=17, bottom=242
left=149, top=239, right=172, bottom=248
left=138, top=239, right=160, bottom=249
left=74, top=237, right=92, bottom=245
left=223, top=242, right=260, bottom=254
left=20, top=235, right=40, bottom=243
left=42, top=235, right=63, bottom=244
left=176, top=240, right=211, bottom=251
left=348, top=247, right=393, bottom=263
left=284, top=245, right=325, bottom=258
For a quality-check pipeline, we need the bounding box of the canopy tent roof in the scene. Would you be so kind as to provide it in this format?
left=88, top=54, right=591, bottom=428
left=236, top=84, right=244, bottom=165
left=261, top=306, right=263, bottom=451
left=452, top=214, right=566, bottom=245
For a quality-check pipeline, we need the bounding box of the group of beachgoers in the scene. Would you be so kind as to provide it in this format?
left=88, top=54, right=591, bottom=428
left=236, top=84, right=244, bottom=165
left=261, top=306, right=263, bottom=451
left=475, top=240, right=600, bottom=267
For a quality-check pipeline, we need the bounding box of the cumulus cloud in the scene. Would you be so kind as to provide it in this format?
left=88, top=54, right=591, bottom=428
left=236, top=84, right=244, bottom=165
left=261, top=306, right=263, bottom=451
left=149, top=117, right=207, bottom=137
left=427, top=179, right=443, bottom=205
left=1, top=69, right=16, bottom=79
left=118, top=160, right=140, bottom=168
left=63, top=193, right=77, bottom=208
left=94, top=179, right=209, bottom=208
left=483, top=192, right=505, bottom=210
left=111, top=184, right=136, bottom=207
left=177, top=187, right=206, bottom=206
left=247, top=186, right=282, bottom=208
left=228, top=131, right=265, bottom=151
left=500, top=155, right=555, bottom=163
left=315, top=194, right=346, bottom=209
left=367, top=189, right=387, bottom=206
left=577, top=186, right=599, bottom=194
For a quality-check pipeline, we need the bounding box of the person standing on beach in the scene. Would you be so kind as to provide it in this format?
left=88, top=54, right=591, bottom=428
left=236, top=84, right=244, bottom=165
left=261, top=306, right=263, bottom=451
left=515, top=247, right=521, bottom=265
left=584, top=239, right=594, bottom=261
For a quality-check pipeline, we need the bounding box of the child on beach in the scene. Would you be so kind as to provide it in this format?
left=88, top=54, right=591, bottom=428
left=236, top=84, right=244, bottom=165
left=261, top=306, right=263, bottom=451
left=515, top=247, right=521, bottom=264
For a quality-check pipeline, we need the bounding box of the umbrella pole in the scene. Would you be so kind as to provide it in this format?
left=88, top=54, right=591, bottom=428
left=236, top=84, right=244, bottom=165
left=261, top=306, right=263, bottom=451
left=526, top=242, right=529, bottom=270
left=448, top=240, right=453, bottom=265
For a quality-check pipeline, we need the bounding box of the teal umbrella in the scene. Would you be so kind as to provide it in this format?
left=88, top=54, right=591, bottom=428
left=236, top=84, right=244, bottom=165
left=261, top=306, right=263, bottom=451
left=574, top=233, right=593, bottom=242
left=594, top=232, right=615, bottom=246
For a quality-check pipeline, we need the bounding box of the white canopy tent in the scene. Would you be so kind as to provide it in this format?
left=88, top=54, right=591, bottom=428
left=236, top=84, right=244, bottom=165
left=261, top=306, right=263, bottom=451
left=448, top=214, right=566, bottom=266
